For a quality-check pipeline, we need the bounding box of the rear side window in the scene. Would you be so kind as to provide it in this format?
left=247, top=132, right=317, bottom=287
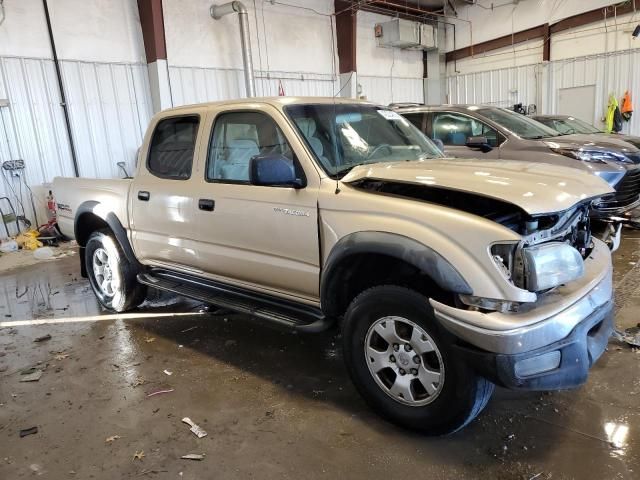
left=147, top=116, right=199, bottom=180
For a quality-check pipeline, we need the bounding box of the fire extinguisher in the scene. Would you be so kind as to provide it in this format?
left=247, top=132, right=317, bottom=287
left=46, top=190, right=57, bottom=222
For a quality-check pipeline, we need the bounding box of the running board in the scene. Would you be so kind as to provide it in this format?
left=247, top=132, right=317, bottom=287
left=137, top=271, right=333, bottom=333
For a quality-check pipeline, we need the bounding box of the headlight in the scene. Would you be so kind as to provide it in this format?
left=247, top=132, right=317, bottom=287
left=549, top=146, right=630, bottom=164
left=523, top=242, right=584, bottom=291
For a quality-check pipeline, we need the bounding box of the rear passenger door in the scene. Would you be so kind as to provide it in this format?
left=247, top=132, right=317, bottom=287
left=129, top=111, right=207, bottom=270
left=431, top=111, right=503, bottom=159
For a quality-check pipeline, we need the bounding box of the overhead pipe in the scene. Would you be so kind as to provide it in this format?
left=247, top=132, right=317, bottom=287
left=210, top=1, right=256, bottom=97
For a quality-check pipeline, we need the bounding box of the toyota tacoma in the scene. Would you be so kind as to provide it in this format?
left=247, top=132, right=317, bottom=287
left=54, top=97, right=616, bottom=435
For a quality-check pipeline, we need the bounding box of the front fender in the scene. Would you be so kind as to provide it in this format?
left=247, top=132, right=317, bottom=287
left=320, top=231, right=472, bottom=317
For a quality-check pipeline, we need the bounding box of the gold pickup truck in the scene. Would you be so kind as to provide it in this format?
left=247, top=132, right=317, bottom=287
left=54, top=97, right=616, bottom=435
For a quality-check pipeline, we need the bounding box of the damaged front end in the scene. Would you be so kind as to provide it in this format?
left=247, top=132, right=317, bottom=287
left=351, top=178, right=615, bottom=314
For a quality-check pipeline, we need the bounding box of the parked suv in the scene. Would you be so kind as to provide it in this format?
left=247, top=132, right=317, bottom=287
left=394, top=104, right=640, bottom=217
left=533, top=114, right=640, bottom=150
left=55, top=98, right=615, bottom=435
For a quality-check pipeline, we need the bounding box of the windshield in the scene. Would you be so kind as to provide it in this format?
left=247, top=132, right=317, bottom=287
left=285, top=104, right=443, bottom=177
left=536, top=116, right=602, bottom=135
left=478, top=108, right=559, bottom=139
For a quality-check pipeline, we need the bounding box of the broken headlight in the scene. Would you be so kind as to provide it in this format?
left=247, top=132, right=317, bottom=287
left=522, top=242, right=584, bottom=291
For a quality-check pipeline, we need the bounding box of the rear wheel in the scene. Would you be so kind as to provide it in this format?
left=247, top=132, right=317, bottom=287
left=85, top=230, right=146, bottom=312
left=342, top=285, right=494, bottom=435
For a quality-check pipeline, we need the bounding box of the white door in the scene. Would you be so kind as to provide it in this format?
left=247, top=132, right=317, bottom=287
left=558, top=85, right=596, bottom=124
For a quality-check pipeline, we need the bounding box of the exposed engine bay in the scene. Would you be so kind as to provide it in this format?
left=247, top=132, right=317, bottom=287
left=353, top=179, right=593, bottom=253
left=353, top=179, right=603, bottom=309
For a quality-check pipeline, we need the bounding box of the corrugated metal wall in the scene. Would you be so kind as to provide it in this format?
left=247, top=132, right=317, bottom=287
left=0, top=55, right=152, bottom=228
left=168, top=66, right=337, bottom=106
left=543, top=49, right=640, bottom=135
left=168, top=66, right=424, bottom=107
left=446, top=63, right=539, bottom=108
left=358, top=75, right=424, bottom=106
left=445, top=48, right=640, bottom=135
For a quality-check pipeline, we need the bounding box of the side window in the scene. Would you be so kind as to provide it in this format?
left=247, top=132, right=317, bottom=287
left=147, top=116, right=199, bottom=180
left=402, top=112, right=425, bottom=132
left=432, top=112, right=501, bottom=147
left=207, top=111, right=295, bottom=182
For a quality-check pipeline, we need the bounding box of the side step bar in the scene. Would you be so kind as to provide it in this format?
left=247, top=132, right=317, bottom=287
left=137, top=270, right=334, bottom=333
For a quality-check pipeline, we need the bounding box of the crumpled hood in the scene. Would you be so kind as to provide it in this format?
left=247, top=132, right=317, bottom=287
left=341, top=158, right=614, bottom=215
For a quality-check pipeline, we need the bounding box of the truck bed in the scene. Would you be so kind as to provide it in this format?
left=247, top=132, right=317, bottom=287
left=53, top=177, right=132, bottom=240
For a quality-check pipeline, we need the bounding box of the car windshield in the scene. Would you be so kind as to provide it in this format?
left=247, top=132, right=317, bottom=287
left=285, top=104, right=443, bottom=177
left=537, top=116, right=602, bottom=135
left=478, top=108, right=559, bottom=139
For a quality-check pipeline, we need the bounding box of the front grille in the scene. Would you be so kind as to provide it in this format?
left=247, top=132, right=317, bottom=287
left=594, top=167, right=640, bottom=213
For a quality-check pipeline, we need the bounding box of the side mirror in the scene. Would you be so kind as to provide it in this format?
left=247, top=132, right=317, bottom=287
left=249, top=154, right=305, bottom=188
left=466, top=136, right=493, bottom=153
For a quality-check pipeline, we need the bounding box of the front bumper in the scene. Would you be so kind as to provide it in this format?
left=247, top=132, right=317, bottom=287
left=431, top=238, right=613, bottom=390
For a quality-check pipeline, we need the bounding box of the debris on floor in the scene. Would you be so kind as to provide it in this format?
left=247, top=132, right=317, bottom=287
left=146, top=388, right=174, bottom=397
left=144, top=337, right=155, bottom=343
left=20, top=369, right=43, bottom=382
left=105, top=435, right=121, bottom=443
left=163, top=369, right=173, bottom=376
left=613, top=325, right=640, bottom=348
left=182, top=417, right=208, bottom=438
left=181, top=454, right=205, bottom=461
left=34, top=334, right=52, bottom=343
left=19, top=426, right=38, bottom=438
left=133, top=450, right=145, bottom=461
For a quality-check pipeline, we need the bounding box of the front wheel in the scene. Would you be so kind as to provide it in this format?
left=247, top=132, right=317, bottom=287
left=85, top=230, right=147, bottom=312
left=342, top=285, right=494, bottom=435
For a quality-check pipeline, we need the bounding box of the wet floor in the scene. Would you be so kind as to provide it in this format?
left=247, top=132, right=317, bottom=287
left=1, top=232, right=640, bottom=479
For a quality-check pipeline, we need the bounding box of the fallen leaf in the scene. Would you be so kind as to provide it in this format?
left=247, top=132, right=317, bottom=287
left=105, top=435, right=121, bottom=443
left=144, top=337, right=155, bottom=343
left=131, top=378, right=145, bottom=387
left=133, top=450, right=145, bottom=461
left=54, top=353, right=69, bottom=361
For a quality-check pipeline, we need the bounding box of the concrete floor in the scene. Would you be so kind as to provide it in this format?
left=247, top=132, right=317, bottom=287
left=1, top=233, right=640, bottom=479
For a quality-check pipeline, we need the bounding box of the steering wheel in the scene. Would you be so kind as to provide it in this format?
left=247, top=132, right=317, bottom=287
left=367, top=144, right=393, bottom=160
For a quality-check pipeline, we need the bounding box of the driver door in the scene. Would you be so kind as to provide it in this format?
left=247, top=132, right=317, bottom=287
left=187, top=105, right=321, bottom=303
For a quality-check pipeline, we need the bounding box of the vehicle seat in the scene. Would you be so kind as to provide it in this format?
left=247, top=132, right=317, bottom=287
left=447, top=132, right=467, bottom=145
left=296, top=118, right=329, bottom=163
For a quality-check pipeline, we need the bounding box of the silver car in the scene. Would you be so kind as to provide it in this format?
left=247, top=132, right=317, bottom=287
left=393, top=104, right=640, bottom=218
left=533, top=114, right=640, bottom=150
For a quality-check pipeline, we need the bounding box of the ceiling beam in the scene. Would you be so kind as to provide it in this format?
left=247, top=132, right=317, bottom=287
left=335, top=0, right=358, bottom=73
left=137, top=0, right=167, bottom=63
left=446, top=24, right=547, bottom=63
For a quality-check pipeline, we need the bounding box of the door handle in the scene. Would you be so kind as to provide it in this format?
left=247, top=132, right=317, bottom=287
left=198, top=198, right=215, bottom=211
left=138, top=191, right=150, bottom=201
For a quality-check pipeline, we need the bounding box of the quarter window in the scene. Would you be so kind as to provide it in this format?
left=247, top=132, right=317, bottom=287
left=147, top=116, right=199, bottom=180
left=207, top=111, right=295, bottom=182
left=432, top=112, right=501, bottom=147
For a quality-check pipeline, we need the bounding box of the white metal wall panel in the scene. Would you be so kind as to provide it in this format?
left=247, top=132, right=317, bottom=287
left=0, top=55, right=152, bottom=228
left=358, top=75, right=424, bottom=106
left=60, top=60, right=152, bottom=179
left=446, top=64, right=538, bottom=108
left=168, top=66, right=337, bottom=106
left=446, top=48, right=640, bottom=136
left=543, top=50, right=640, bottom=135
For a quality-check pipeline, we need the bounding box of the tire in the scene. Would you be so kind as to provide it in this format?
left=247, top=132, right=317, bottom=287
left=85, top=229, right=147, bottom=312
left=342, top=285, right=494, bottom=435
